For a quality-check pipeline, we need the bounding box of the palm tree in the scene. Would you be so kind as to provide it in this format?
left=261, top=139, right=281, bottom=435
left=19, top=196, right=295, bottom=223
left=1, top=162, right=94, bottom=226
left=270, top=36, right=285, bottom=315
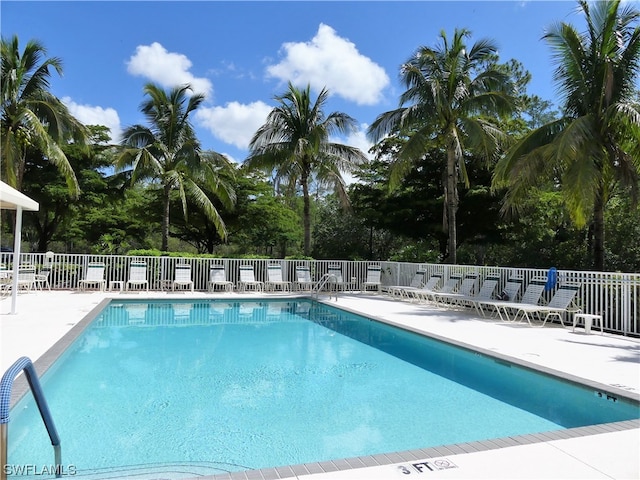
left=116, top=83, right=235, bottom=251
left=368, top=29, right=515, bottom=264
left=1, top=35, right=86, bottom=194
left=493, top=0, right=640, bottom=271
left=246, top=82, right=368, bottom=256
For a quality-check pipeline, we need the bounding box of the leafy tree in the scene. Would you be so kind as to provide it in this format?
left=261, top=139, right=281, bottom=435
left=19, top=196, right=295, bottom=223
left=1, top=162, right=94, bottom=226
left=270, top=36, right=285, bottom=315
left=361, top=131, right=507, bottom=263
left=20, top=126, right=113, bottom=251
left=311, top=195, right=369, bottom=260
left=246, top=82, right=368, bottom=256
left=604, top=192, right=640, bottom=272
left=1, top=35, right=86, bottom=193
left=312, top=192, right=406, bottom=261
left=494, top=0, right=640, bottom=270
left=368, top=28, right=515, bottom=264
left=235, top=194, right=302, bottom=257
left=116, top=83, right=235, bottom=251
left=483, top=188, right=591, bottom=269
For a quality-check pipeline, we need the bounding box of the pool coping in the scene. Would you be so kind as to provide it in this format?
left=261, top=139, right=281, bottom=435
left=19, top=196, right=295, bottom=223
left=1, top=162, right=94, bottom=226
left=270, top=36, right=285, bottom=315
left=8, top=294, right=640, bottom=480
left=204, top=419, right=640, bottom=480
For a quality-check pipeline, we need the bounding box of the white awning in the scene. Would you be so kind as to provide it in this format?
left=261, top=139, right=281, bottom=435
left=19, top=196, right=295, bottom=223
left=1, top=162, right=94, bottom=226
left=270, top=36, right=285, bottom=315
left=0, top=181, right=39, bottom=211
left=0, top=181, right=39, bottom=314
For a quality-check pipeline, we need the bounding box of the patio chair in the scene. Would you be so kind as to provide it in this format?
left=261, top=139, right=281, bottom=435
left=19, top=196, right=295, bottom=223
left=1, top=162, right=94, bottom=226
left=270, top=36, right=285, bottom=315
left=265, top=264, right=292, bottom=292
left=459, top=274, right=501, bottom=314
left=126, top=261, right=149, bottom=291
left=237, top=265, right=264, bottom=292
left=294, top=266, right=314, bottom=291
left=16, top=265, right=37, bottom=292
left=476, top=276, right=523, bottom=318
left=34, top=267, right=51, bottom=290
left=396, top=272, right=442, bottom=301
left=386, top=269, right=426, bottom=298
left=360, top=265, right=382, bottom=293
left=488, top=277, right=547, bottom=322
left=78, top=262, right=106, bottom=291
left=172, top=264, right=194, bottom=292
left=432, top=272, right=479, bottom=306
left=208, top=264, right=234, bottom=292
left=327, top=264, right=348, bottom=291
left=0, top=263, right=11, bottom=295
left=511, top=283, right=582, bottom=327
left=413, top=273, right=462, bottom=304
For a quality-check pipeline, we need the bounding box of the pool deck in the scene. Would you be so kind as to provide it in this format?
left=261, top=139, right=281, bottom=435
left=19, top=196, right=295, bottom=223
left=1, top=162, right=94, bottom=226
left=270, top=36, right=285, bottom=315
left=1, top=290, right=639, bottom=479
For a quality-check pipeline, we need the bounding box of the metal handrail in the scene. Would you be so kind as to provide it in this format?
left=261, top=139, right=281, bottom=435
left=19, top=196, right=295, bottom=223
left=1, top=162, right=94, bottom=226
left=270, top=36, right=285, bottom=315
left=313, top=273, right=338, bottom=301
left=1, top=357, right=61, bottom=479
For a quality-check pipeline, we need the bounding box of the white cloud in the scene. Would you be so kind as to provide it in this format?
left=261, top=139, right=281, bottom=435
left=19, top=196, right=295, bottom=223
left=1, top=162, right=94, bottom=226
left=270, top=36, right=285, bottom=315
left=126, top=42, right=212, bottom=98
left=334, top=124, right=373, bottom=185
left=195, top=101, right=272, bottom=151
left=266, top=24, right=390, bottom=106
left=63, top=97, right=123, bottom=143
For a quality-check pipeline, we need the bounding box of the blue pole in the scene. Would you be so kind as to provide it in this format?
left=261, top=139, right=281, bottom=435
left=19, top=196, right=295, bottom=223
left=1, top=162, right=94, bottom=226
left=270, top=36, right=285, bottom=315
left=1, top=357, right=61, bottom=478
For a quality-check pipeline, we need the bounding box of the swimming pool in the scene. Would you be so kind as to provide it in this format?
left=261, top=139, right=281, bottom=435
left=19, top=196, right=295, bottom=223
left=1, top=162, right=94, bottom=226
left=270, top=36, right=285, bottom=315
left=7, top=299, right=640, bottom=478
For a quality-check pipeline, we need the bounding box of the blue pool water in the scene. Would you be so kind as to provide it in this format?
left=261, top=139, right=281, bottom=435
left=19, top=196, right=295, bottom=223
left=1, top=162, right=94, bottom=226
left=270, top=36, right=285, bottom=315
left=8, top=300, right=639, bottom=477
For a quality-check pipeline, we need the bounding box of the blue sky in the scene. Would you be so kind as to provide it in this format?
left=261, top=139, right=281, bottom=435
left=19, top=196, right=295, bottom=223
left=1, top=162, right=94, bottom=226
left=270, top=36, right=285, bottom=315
left=2, top=1, right=589, bottom=163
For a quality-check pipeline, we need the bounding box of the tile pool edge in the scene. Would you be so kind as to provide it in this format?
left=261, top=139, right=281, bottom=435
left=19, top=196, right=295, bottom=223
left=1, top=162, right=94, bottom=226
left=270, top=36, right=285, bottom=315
left=203, top=419, right=640, bottom=480
left=8, top=297, right=111, bottom=408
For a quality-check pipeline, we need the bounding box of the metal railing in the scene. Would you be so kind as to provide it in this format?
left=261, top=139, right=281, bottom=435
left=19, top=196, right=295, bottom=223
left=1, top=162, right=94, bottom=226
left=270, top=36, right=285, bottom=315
left=313, top=273, right=339, bottom=301
left=0, top=252, right=638, bottom=336
left=1, top=357, right=61, bottom=480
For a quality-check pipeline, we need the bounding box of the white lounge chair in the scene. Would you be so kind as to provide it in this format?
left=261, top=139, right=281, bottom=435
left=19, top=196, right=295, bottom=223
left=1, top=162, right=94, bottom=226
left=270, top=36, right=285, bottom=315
left=0, top=263, right=24, bottom=295
left=34, top=267, right=51, bottom=290
left=386, top=270, right=426, bottom=298
left=414, top=274, right=462, bottom=303
left=294, top=266, right=314, bottom=291
left=237, top=265, right=264, bottom=292
left=476, top=277, right=523, bottom=318
left=16, top=265, right=36, bottom=292
left=361, top=265, right=382, bottom=293
left=512, top=283, right=582, bottom=327
left=172, top=264, right=194, bottom=292
left=78, top=262, right=106, bottom=291
left=265, top=264, right=292, bottom=292
left=460, top=274, right=501, bottom=314
left=208, top=264, right=233, bottom=292
left=327, top=264, right=348, bottom=291
left=491, top=277, right=547, bottom=322
left=0, top=263, right=10, bottom=295
left=398, top=272, right=442, bottom=301
left=432, top=272, right=479, bottom=306
left=126, top=261, right=149, bottom=291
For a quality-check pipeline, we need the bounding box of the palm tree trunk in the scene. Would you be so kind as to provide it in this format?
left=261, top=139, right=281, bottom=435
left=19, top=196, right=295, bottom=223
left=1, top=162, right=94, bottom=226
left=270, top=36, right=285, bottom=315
left=593, top=190, right=605, bottom=271
left=302, top=175, right=311, bottom=256
left=445, top=147, right=458, bottom=264
left=162, top=183, right=171, bottom=252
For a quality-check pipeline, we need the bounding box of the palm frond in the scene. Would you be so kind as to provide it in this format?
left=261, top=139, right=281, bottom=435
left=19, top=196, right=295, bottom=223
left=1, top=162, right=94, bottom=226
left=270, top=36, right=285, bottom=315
left=493, top=118, right=568, bottom=188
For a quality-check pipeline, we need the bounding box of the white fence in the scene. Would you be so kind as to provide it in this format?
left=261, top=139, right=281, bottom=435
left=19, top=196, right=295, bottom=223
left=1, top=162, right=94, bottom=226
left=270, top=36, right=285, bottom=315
left=1, top=253, right=638, bottom=336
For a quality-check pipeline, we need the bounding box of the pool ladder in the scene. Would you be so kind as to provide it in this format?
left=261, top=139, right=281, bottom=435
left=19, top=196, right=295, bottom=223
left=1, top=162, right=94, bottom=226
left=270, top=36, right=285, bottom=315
left=1, top=357, right=61, bottom=480
left=313, top=273, right=339, bottom=301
